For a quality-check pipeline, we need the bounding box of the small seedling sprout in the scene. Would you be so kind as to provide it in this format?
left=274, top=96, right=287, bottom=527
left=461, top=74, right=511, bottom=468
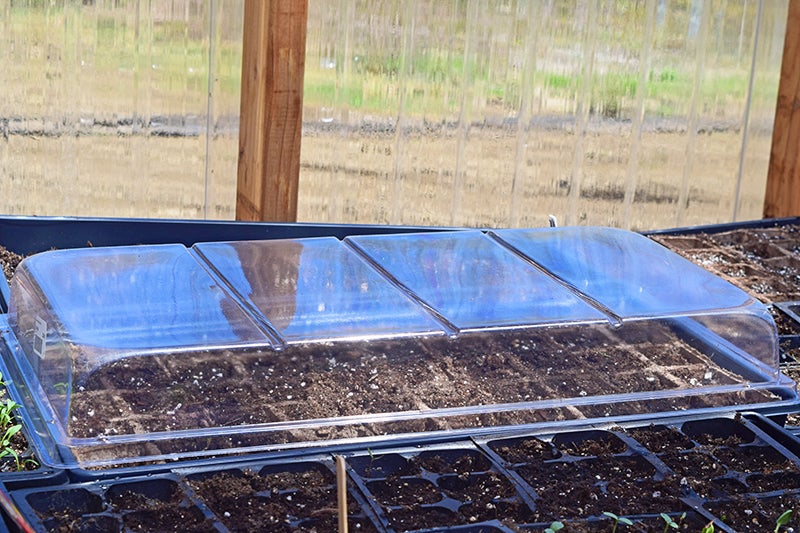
left=0, top=373, right=33, bottom=471
left=0, top=425, right=24, bottom=470
left=775, top=509, right=793, bottom=533
left=701, top=521, right=715, bottom=533
left=545, top=521, right=564, bottom=533
left=660, top=512, right=678, bottom=532
left=602, top=511, right=633, bottom=532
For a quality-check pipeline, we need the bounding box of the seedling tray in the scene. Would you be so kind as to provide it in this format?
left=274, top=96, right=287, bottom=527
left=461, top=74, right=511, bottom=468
left=647, top=217, right=800, bottom=304
left=6, top=413, right=800, bottom=532
left=2, top=227, right=795, bottom=469
left=0, top=215, right=799, bottom=532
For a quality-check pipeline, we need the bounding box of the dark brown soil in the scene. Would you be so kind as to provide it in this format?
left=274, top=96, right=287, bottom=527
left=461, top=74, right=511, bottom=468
left=67, top=321, right=775, bottom=455
left=705, top=494, right=798, bottom=532
left=0, top=244, right=23, bottom=283
left=652, top=224, right=800, bottom=303
left=188, top=465, right=378, bottom=532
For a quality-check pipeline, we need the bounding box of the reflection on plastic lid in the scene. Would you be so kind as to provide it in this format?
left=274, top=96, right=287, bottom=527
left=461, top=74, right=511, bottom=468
left=194, top=238, right=445, bottom=342
left=493, top=227, right=753, bottom=318
left=347, top=230, right=608, bottom=330
left=18, top=244, right=272, bottom=350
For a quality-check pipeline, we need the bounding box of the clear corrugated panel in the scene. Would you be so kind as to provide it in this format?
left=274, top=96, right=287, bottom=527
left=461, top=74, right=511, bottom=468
left=0, top=0, right=242, bottom=219
left=0, top=1, right=786, bottom=227
left=301, top=0, right=787, bottom=230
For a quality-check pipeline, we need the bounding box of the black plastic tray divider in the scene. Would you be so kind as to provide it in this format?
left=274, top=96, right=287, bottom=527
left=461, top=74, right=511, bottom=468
left=772, top=302, right=800, bottom=350
left=0, top=215, right=454, bottom=257
left=342, top=439, right=535, bottom=533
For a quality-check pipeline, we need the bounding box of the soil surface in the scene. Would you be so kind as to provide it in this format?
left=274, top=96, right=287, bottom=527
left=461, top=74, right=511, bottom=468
left=652, top=223, right=800, bottom=303
left=0, top=244, right=22, bottom=283
left=66, top=320, right=779, bottom=463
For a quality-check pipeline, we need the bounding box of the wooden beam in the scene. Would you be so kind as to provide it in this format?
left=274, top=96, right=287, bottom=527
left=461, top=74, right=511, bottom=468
left=765, top=0, right=800, bottom=218
left=236, top=0, right=307, bottom=222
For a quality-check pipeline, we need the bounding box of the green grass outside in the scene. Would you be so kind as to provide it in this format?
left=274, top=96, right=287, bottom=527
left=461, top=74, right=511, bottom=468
left=2, top=4, right=781, bottom=123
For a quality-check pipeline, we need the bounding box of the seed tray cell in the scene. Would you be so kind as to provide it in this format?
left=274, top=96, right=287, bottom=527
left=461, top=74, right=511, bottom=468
left=343, top=443, right=538, bottom=531
left=15, top=476, right=221, bottom=533
left=12, top=457, right=381, bottom=533
left=1, top=227, right=794, bottom=468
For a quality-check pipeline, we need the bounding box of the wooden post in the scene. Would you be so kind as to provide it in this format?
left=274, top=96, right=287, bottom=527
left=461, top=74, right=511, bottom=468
left=764, top=0, right=800, bottom=218
left=236, top=0, right=307, bottom=222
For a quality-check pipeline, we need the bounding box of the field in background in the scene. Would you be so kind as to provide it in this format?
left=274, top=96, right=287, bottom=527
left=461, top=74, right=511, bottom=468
left=0, top=0, right=788, bottom=230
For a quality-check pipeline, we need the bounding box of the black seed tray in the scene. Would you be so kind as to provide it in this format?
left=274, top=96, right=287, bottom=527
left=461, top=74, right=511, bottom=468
left=8, top=414, right=800, bottom=532
left=11, top=456, right=381, bottom=533
left=473, top=414, right=800, bottom=532
left=647, top=219, right=800, bottom=305
left=343, top=443, right=538, bottom=532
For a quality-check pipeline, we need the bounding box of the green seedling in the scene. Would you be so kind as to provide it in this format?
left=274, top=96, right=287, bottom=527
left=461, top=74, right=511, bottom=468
left=0, top=424, right=30, bottom=471
left=545, top=521, right=564, bottom=533
left=0, top=373, right=36, bottom=471
left=701, top=521, right=715, bottom=533
left=602, top=511, right=633, bottom=532
left=365, top=447, right=386, bottom=475
left=0, top=398, right=19, bottom=428
left=660, top=512, right=685, bottom=532
left=775, top=509, right=793, bottom=533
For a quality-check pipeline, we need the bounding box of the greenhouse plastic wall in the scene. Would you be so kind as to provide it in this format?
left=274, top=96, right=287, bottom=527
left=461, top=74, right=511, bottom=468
left=301, top=0, right=787, bottom=230
left=0, top=0, right=789, bottom=230
left=0, top=0, right=244, bottom=219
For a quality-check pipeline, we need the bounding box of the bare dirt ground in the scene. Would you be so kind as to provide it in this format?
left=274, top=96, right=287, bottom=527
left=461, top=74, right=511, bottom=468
left=0, top=123, right=771, bottom=231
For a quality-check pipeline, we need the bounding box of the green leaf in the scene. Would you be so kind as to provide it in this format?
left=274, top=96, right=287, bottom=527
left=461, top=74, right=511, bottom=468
left=775, top=509, right=793, bottom=533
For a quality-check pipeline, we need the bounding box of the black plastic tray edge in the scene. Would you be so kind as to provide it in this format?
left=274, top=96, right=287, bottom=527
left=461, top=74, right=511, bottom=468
left=643, top=216, right=800, bottom=236
left=65, top=430, right=480, bottom=483
left=0, top=214, right=456, bottom=256
left=52, top=389, right=800, bottom=481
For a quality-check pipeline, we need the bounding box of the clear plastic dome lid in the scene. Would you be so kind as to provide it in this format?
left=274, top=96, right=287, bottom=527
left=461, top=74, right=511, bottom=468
left=8, top=244, right=273, bottom=372
left=0, top=227, right=791, bottom=469
left=492, top=227, right=753, bottom=319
